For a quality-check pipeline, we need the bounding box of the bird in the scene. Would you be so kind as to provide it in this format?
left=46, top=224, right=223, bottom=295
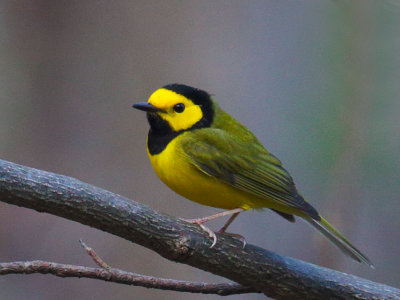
left=132, top=83, right=373, bottom=267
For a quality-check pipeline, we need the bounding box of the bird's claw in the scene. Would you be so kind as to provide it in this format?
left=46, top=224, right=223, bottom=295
left=217, top=231, right=247, bottom=249
left=182, top=218, right=217, bottom=248
left=199, top=223, right=217, bottom=248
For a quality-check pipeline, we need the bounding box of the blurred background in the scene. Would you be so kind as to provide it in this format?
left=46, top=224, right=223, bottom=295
left=0, top=1, right=399, bottom=299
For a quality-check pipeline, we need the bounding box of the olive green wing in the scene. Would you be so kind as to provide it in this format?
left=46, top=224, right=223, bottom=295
left=180, top=128, right=319, bottom=219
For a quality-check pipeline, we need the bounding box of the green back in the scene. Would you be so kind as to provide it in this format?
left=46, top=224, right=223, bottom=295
left=180, top=102, right=320, bottom=219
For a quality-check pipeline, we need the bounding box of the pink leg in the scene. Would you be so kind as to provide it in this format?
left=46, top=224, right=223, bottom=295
left=184, top=208, right=244, bottom=225
left=218, top=212, right=241, bottom=233
left=218, top=212, right=247, bottom=248
left=183, top=208, right=244, bottom=248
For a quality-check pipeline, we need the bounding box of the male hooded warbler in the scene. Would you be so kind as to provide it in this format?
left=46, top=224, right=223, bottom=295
left=133, top=83, right=373, bottom=267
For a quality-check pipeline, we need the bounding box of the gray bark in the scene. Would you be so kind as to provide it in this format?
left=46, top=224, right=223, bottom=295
left=0, top=159, right=399, bottom=299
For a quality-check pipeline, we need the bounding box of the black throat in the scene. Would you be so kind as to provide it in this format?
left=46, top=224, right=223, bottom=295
left=147, top=113, right=181, bottom=155
left=146, top=84, right=214, bottom=155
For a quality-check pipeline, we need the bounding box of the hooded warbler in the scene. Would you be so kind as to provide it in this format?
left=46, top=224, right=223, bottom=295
left=133, top=83, right=373, bottom=267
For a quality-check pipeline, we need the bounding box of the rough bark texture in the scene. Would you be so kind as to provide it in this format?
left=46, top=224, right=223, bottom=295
left=0, top=159, right=399, bottom=299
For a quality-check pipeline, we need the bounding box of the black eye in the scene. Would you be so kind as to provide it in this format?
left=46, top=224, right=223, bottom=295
left=173, top=103, right=185, bottom=113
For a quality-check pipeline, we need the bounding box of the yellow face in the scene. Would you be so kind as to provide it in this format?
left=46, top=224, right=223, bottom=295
left=148, top=88, right=203, bottom=132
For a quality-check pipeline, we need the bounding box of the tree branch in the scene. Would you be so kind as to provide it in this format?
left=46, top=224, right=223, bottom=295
left=0, top=158, right=399, bottom=299
left=0, top=261, right=253, bottom=296
left=0, top=240, right=254, bottom=296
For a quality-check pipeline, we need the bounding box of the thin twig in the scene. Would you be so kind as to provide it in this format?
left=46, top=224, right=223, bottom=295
left=0, top=260, right=255, bottom=296
left=79, top=239, right=111, bottom=270
left=0, top=240, right=255, bottom=295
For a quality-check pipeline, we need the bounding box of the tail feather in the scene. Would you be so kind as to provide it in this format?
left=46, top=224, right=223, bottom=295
left=306, top=217, right=374, bottom=268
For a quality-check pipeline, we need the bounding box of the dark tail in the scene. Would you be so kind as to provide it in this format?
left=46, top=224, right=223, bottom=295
left=306, top=216, right=374, bottom=268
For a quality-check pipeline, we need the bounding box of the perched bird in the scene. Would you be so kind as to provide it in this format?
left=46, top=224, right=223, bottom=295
left=133, top=84, right=373, bottom=267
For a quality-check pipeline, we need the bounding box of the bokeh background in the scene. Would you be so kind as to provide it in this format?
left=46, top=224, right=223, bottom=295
left=0, top=1, right=399, bottom=299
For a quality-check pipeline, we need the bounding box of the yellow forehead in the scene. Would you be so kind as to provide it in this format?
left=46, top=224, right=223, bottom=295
left=147, top=88, right=203, bottom=131
left=148, top=88, right=192, bottom=109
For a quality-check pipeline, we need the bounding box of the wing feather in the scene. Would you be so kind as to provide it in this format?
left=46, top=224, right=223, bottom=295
left=181, top=128, right=319, bottom=219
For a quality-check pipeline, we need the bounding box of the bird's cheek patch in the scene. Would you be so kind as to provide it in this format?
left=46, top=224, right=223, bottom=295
left=165, top=105, right=203, bottom=131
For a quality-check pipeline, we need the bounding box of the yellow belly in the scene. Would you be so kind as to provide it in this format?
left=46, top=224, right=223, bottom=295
left=148, top=135, right=266, bottom=210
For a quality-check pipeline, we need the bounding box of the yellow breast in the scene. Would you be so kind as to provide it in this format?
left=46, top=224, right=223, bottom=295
left=147, top=134, right=256, bottom=210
